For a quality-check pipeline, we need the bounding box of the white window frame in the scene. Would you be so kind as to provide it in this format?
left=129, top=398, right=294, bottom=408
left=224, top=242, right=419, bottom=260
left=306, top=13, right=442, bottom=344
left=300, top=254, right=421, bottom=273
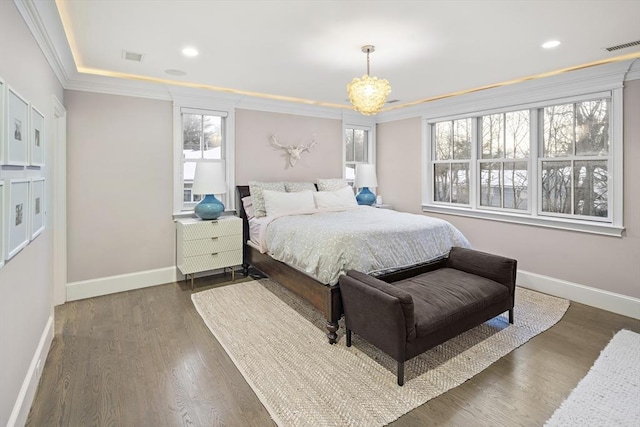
left=343, top=121, right=376, bottom=186
left=173, top=100, right=235, bottom=217
left=422, top=64, right=625, bottom=237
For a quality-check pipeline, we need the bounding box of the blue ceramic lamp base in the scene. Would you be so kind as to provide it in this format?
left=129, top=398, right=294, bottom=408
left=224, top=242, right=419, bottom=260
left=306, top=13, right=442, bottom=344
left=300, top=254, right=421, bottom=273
left=356, top=187, right=376, bottom=206
left=194, top=194, right=225, bottom=220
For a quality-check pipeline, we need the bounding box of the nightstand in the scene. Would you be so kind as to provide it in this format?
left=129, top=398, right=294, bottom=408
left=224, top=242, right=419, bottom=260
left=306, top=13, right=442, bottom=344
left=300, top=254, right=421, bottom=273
left=374, top=204, right=393, bottom=210
left=176, top=216, right=243, bottom=289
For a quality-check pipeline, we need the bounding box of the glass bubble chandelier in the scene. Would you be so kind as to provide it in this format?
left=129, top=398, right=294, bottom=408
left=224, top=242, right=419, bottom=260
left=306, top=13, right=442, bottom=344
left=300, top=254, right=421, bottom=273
left=347, top=45, right=391, bottom=115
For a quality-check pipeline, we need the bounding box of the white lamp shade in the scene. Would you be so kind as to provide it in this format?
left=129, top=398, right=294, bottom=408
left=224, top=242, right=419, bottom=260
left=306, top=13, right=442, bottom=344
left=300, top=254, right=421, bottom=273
left=355, top=164, right=378, bottom=188
left=192, top=161, right=227, bottom=195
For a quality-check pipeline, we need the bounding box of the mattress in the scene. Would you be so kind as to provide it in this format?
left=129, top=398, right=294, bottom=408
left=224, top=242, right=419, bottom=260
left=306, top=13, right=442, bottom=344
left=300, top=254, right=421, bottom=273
left=257, top=206, right=471, bottom=285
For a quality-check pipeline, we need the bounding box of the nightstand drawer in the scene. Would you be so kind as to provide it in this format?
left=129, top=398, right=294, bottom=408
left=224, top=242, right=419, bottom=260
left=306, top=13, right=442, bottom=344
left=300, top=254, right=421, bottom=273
left=179, top=249, right=243, bottom=274
left=182, top=235, right=243, bottom=257
left=180, top=218, right=242, bottom=240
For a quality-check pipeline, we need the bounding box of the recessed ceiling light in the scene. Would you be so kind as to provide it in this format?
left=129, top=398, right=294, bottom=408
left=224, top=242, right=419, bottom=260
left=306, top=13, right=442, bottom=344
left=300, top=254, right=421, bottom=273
left=165, top=69, right=187, bottom=76
left=182, top=47, right=199, bottom=57
left=542, top=40, right=561, bottom=49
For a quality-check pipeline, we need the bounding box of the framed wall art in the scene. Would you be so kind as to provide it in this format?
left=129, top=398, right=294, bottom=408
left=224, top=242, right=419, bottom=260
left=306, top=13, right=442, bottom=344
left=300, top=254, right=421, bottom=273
left=0, top=77, right=5, bottom=165
left=0, top=180, right=5, bottom=267
left=7, top=179, right=29, bottom=260
left=30, top=106, right=44, bottom=167
left=30, top=178, right=45, bottom=240
left=4, top=86, right=28, bottom=166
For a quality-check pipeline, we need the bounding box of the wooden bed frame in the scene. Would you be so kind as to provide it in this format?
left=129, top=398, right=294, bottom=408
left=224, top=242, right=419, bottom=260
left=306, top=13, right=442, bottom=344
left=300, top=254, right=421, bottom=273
left=236, top=185, right=445, bottom=344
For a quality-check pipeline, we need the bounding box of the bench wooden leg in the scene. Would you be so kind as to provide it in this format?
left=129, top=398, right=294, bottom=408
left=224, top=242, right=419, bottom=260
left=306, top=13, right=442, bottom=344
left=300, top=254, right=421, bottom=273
left=397, top=361, right=404, bottom=386
left=509, top=309, right=514, bottom=324
left=346, top=328, right=352, bottom=347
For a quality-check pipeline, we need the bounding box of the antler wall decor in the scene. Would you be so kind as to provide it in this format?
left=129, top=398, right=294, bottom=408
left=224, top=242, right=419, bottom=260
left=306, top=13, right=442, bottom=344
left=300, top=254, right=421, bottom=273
left=270, top=135, right=317, bottom=167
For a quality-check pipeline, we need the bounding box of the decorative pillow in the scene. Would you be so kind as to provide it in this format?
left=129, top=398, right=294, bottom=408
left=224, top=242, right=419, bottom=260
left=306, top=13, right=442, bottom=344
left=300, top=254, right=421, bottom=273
left=263, top=189, right=315, bottom=217
left=249, top=181, right=286, bottom=217
left=285, top=181, right=317, bottom=193
left=313, top=186, right=357, bottom=209
left=241, top=196, right=255, bottom=219
left=317, top=178, right=348, bottom=192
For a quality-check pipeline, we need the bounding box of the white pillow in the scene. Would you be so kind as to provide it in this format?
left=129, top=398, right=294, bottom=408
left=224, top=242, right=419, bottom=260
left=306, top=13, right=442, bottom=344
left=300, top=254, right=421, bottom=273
left=313, top=186, right=358, bottom=209
left=263, top=189, right=315, bottom=217
left=249, top=181, right=286, bottom=217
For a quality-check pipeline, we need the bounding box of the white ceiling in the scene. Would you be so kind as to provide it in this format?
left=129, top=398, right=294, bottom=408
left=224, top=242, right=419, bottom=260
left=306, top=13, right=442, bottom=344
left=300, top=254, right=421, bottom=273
left=51, top=0, right=640, bottom=111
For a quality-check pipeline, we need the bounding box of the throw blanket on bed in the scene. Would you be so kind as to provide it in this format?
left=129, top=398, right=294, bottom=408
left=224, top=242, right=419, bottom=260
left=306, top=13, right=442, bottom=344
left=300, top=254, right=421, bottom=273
left=258, top=206, right=471, bottom=285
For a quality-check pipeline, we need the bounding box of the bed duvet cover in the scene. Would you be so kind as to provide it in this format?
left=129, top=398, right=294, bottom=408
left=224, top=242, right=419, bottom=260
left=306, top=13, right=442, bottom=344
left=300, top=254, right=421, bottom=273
left=257, top=206, right=471, bottom=285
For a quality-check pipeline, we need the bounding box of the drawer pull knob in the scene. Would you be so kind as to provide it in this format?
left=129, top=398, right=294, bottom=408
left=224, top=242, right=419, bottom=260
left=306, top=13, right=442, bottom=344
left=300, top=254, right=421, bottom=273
left=211, top=253, right=219, bottom=256
left=211, top=237, right=218, bottom=240
left=210, top=220, right=218, bottom=224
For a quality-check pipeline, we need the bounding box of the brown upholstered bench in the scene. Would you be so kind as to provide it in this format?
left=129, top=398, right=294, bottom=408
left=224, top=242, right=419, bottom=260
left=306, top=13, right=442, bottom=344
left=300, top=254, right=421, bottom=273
left=338, top=247, right=517, bottom=386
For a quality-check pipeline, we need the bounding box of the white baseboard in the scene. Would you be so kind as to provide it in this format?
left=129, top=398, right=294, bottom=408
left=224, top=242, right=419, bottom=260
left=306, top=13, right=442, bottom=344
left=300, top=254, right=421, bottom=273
left=7, top=315, right=54, bottom=427
left=517, top=270, right=640, bottom=320
left=66, top=266, right=179, bottom=301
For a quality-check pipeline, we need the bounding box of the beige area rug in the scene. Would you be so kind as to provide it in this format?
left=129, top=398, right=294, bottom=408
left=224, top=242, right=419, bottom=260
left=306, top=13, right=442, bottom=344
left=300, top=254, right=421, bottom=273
left=192, top=279, right=570, bottom=427
left=545, top=329, right=640, bottom=427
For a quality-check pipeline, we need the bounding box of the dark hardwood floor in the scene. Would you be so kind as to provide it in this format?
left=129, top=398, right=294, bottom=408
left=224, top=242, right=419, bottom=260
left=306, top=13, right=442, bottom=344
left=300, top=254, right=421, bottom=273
left=27, top=274, right=640, bottom=426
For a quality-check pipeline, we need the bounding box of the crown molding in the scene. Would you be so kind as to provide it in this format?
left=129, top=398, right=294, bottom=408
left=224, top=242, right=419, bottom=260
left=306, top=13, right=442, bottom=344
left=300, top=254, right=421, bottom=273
left=625, top=58, right=640, bottom=81
left=13, top=0, right=74, bottom=87
left=235, top=95, right=347, bottom=120
left=65, top=75, right=174, bottom=102
left=376, top=58, right=637, bottom=123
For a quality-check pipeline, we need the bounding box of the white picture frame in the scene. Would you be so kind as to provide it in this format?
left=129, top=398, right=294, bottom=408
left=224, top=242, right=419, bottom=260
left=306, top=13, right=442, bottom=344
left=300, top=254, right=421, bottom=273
left=30, top=178, right=45, bottom=240
left=4, top=86, right=28, bottom=166
left=30, top=106, right=44, bottom=167
left=0, top=180, right=5, bottom=268
left=7, top=179, right=29, bottom=259
left=0, top=77, right=5, bottom=165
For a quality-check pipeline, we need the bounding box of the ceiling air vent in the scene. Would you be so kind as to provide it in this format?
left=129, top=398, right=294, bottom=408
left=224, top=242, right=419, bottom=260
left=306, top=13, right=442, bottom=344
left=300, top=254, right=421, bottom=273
left=122, top=50, right=144, bottom=62
left=604, top=40, right=640, bottom=52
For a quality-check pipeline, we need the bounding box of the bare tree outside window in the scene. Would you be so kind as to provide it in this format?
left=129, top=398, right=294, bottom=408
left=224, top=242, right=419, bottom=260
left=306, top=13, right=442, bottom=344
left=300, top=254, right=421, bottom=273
left=182, top=112, right=223, bottom=205
left=345, top=128, right=370, bottom=184
left=433, top=119, right=470, bottom=204
left=542, top=100, right=609, bottom=218
left=480, top=110, right=529, bottom=210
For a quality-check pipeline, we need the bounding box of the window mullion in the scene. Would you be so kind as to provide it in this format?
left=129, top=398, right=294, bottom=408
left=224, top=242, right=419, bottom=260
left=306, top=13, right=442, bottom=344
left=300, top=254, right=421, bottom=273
left=470, top=118, right=478, bottom=209
left=530, top=109, right=539, bottom=216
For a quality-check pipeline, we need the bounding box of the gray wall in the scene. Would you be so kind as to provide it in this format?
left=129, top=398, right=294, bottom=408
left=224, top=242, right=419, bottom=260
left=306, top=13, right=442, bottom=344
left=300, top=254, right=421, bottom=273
left=0, top=2, right=64, bottom=424
left=377, top=79, right=640, bottom=299
left=235, top=109, right=343, bottom=184
left=65, top=91, right=174, bottom=282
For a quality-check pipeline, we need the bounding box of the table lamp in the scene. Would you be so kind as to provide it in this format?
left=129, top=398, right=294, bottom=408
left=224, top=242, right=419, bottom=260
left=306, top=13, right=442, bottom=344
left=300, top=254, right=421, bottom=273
left=355, top=164, right=378, bottom=206
left=192, top=160, right=227, bottom=220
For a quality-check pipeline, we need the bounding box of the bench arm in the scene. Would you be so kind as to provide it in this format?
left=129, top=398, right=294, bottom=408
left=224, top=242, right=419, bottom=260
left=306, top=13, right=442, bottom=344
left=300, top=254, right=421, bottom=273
left=339, top=271, right=416, bottom=361
left=446, top=247, right=517, bottom=294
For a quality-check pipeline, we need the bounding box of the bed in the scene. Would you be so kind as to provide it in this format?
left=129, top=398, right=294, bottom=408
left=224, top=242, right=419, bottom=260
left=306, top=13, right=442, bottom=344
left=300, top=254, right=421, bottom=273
left=236, top=185, right=471, bottom=344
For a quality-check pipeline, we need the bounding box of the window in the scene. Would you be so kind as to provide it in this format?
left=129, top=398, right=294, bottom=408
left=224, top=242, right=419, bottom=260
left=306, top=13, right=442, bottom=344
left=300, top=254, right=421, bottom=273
left=424, top=91, right=622, bottom=236
left=541, top=100, right=610, bottom=219
left=344, top=125, right=374, bottom=185
left=182, top=109, right=224, bottom=207
left=480, top=110, right=529, bottom=210
left=173, top=103, right=235, bottom=214
left=433, top=118, right=471, bottom=204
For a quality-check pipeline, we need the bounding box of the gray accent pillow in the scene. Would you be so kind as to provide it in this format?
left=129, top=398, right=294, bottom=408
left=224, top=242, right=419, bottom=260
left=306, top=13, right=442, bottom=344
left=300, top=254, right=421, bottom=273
left=317, top=178, right=348, bottom=192
left=285, top=181, right=317, bottom=192
left=249, top=181, right=286, bottom=217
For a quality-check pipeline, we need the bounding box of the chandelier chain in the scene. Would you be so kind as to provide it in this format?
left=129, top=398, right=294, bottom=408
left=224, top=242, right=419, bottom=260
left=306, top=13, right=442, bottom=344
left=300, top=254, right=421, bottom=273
left=366, top=51, right=370, bottom=76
